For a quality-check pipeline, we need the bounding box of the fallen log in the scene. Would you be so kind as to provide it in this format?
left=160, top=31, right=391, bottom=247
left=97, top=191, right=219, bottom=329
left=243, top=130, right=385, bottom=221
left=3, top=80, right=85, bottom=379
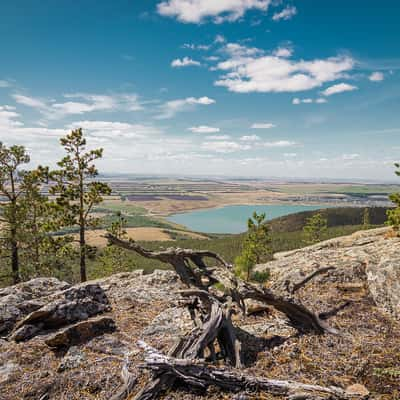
left=136, top=341, right=359, bottom=400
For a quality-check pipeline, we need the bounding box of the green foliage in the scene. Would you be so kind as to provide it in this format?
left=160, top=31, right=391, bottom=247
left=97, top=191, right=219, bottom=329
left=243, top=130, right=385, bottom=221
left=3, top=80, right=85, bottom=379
left=251, top=270, right=270, bottom=283
left=234, top=212, right=271, bottom=281
left=49, top=129, right=111, bottom=281
left=387, top=163, right=400, bottom=234
left=303, top=212, right=328, bottom=244
left=93, top=212, right=137, bottom=277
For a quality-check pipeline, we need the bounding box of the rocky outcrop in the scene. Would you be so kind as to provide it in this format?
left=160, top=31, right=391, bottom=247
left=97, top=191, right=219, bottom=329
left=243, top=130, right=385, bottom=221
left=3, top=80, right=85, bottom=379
left=11, top=282, right=112, bottom=342
left=0, top=230, right=399, bottom=399
left=0, top=277, right=70, bottom=335
left=256, top=227, right=400, bottom=319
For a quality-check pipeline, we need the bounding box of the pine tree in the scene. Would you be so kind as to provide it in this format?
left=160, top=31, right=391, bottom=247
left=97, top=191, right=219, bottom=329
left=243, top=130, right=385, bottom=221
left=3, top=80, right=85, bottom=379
left=50, top=129, right=111, bottom=282
left=303, top=212, right=328, bottom=244
left=234, top=212, right=271, bottom=281
left=0, top=144, right=30, bottom=283
left=95, top=212, right=136, bottom=277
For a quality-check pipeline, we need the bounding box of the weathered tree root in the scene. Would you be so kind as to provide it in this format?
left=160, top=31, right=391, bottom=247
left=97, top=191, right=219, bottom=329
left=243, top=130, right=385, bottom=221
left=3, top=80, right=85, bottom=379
left=106, top=234, right=335, bottom=334
left=135, top=341, right=359, bottom=400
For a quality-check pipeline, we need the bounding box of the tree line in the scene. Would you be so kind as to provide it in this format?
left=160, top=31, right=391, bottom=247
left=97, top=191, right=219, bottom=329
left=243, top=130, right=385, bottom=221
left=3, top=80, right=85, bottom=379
left=0, top=129, right=111, bottom=284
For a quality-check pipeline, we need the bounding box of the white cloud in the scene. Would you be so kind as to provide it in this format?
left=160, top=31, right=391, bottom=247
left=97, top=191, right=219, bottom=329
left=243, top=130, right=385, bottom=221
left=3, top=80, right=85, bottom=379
left=188, top=125, right=220, bottom=133
left=157, top=96, right=216, bottom=119
left=12, top=92, right=143, bottom=119
left=215, top=43, right=355, bottom=93
left=214, top=34, right=226, bottom=44
left=0, top=80, right=11, bottom=88
left=182, top=43, right=210, bottom=50
left=251, top=122, right=276, bottom=129
left=272, top=6, right=297, bottom=21
left=68, top=120, right=162, bottom=139
left=171, top=57, right=201, bottom=67
left=273, top=47, right=293, bottom=58
left=201, top=140, right=251, bottom=153
left=369, top=71, right=384, bottom=82
left=13, top=94, right=48, bottom=109
left=205, top=134, right=231, bottom=140
left=263, top=140, right=296, bottom=147
left=157, top=0, right=271, bottom=23
left=240, top=134, right=260, bottom=141
left=284, top=152, right=297, bottom=157
left=292, top=97, right=328, bottom=104
left=321, top=82, right=358, bottom=96
left=342, top=153, right=360, bottom=160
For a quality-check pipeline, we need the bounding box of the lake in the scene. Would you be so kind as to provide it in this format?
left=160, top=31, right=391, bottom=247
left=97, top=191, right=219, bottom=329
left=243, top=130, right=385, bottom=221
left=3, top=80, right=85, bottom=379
left=167, top=204, right=327, bottom=234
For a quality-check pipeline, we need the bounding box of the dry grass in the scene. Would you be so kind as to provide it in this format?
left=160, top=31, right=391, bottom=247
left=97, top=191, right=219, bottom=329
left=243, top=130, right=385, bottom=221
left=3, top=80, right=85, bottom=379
left=73, top=227, right=208, bottom=247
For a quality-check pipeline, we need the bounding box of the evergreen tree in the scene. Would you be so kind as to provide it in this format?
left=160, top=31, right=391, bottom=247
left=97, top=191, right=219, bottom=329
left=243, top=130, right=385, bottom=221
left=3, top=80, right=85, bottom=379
left=387, top=162, right=400, bottom=234
left=0, top=144, right=30, bottom=283
left=50, top=129, right=111, bottom=282
left=234, top=212, right=271, bottom=281
left=95, top=212, right=136, bottom=277
left=303, top=212, right=328, bottom=244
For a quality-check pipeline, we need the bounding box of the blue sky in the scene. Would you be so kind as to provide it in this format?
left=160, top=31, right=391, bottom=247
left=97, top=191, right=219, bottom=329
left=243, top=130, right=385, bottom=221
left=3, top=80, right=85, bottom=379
left=0, top=0, right=399, bottom=180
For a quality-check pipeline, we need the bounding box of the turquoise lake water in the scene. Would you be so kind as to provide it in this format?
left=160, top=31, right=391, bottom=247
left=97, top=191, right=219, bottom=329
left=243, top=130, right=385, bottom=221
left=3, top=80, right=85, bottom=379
left=167, top=204, right=327, bottom=234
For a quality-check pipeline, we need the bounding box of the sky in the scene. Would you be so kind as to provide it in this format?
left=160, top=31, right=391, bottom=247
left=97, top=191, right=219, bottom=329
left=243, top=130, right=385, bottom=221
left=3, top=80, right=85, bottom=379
left=0, top=0, right=400, bottom=181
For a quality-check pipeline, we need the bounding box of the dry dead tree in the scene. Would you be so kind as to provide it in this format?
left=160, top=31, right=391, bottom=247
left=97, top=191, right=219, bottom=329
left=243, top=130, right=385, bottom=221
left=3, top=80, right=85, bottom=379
left=136, top=340, right=358, bottom=400
left=106, top=234, right=334, bottom=334
left=106, top=234, right=355, bottom=400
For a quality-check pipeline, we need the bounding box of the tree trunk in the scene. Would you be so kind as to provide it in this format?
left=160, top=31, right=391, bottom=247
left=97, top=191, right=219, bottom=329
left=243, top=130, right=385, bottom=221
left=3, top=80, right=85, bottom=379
left=79, top=223, right=87, bottom=282
left=11, top=230, right=20, bottom=284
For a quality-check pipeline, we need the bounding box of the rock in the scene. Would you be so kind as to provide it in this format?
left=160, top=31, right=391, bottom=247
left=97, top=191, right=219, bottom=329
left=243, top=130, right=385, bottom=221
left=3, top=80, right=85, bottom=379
left=0, top=361, right=19, bottom=384
left=0, top=278, right=69, bottom=335
left=366, top=251, right=400, bottom=318
left=45, top=316, right=116, bottom=348
left=57, top=346, right=86, bottom=372
left=143, top=306, right=192, bottom=336
left=255, top=227, right=400, bottom=318
left=12, top=283, right=111, bottom=342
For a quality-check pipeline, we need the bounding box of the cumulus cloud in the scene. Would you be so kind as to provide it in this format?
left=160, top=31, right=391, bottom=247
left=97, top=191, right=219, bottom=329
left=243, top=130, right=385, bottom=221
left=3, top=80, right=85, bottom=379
left=156, top=96, right=215, bottom=119
left=188, top=125, right=220, bottom=133
left=240, top=135, right=261, bottom=141
left=263, top=140, right=296, bottom=147
left=369, top=71, right=384, bottom=82
left=251, top=122, right=276, bottom=129
left=201, top=140, right=251, bottom=153
left=273, top=47, right=293, bottom=58
left=171, top=57, right=201, bottom=67
left=272, top=6, right=297, bottom=21
left=214, top=43, right=355, bottom=93
left=157, top=0, right=271, bottom=23
left=321, top=82, right=358, bottom=96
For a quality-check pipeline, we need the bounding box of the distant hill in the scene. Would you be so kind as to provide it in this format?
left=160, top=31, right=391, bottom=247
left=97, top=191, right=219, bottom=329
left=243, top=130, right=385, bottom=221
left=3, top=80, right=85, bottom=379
left=268, top=206, right=390, bottom=232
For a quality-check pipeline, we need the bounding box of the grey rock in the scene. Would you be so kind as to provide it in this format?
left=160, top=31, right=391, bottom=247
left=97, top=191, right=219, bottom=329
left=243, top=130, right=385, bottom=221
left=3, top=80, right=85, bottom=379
left=45, top=316, right=116, bottom=348
left=12, top=282, right=111, bottom=342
